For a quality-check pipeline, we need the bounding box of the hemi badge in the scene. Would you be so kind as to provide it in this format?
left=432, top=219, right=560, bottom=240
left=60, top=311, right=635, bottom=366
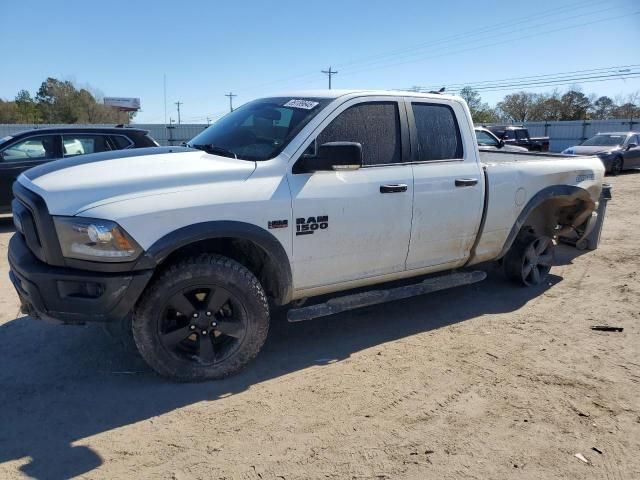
left=268, top=220, right=288, bottom=229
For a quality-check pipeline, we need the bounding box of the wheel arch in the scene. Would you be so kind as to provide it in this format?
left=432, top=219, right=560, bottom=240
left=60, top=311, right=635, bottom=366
left=497, top=185, right=595, bottom=259
left=145, top=221, right=293, bottom=305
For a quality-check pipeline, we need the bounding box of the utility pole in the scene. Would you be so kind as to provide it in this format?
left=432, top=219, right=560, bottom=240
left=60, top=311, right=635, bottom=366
left=174, top=101, right=183, bottom=124
left=225, top=92, right=237, bottom=112
left=206, top=117, right=212, bottom=126
left=321, top=66, right=338, bottom=89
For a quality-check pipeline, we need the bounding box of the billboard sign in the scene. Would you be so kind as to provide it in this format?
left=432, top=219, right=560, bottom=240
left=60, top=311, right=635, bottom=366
left=104, top=97, right=141, bottom=111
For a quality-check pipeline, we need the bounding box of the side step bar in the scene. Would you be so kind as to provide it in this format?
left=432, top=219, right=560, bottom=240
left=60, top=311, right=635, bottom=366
left=287, top=270, right=487, bottom=323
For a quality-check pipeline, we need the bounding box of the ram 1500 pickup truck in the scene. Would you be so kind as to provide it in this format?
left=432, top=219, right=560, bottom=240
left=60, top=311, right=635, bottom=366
left=9, top=90, right=605, bottom=381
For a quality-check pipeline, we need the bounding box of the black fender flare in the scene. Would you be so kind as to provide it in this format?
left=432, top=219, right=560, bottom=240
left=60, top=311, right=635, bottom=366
left=497, top=185, right=592, bottom=259
left=144, top=221, right=293, bottom=305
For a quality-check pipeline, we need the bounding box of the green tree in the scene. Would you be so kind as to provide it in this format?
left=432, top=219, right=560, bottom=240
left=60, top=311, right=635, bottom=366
left=14, top=89, right=40, bottom=123
left=559, top=90, right=591, bottom=120
left=458, top=86, right=500, bottom=123
left=591, top=96, right=615, bottom=119
left=496, top=92, right=536, bottom=122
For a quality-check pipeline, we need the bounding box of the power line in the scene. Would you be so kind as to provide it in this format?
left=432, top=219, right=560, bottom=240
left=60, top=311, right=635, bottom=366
left=335, top=9, right=638, bottom=80
left=231, top=0, right=608, bottom=94
left=225, top=92, right=237, bottom=112
left=321, top=66, right=338, bottom=89
left=407, top=71, right=640, bottom=95
left=406, top=64, right=640, bottom=92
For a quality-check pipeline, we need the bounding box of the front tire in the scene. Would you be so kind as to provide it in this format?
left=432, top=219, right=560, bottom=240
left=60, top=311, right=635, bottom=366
left=504, top=234, right=555, bottom=287
left=609, top=156, right=623, bottom=176
left=133, top=254, right=269, bottom=382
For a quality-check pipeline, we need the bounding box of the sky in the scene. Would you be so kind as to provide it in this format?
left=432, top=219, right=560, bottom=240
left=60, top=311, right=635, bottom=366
left=2, top=0, right=639, bottom=123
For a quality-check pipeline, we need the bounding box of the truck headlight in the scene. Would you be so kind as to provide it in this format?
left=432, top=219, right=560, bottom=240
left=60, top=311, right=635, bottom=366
left=53, top=217, right=142, bottom=262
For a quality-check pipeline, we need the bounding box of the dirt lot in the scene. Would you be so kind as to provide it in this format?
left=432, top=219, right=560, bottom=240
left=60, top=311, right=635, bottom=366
left=0, top=173, right=638, bottom=480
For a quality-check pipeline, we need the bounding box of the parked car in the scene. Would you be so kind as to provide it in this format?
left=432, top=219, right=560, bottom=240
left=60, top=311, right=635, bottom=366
left=0, top=127, right=159, bottom=213
left=9, top=90, right=604, bottom=381
left=562, top=132, right=640, bottom=175
left=474, top=127, right=529, bottom=152
left=483, top=125, right=550, bottom=152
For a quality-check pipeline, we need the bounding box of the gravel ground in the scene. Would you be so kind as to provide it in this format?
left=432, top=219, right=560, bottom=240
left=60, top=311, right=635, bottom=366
left=0, top=173, right=638, bottom=480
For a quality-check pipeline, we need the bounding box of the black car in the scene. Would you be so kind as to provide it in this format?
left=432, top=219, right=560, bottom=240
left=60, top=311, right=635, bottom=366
left=483, top=125, right=550, bottom=152
left=0, top=127, right=159, bottom=212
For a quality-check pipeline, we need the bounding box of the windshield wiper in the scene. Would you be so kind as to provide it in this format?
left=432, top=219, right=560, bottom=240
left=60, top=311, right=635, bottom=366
left=191, top=144, right=237, bottom=159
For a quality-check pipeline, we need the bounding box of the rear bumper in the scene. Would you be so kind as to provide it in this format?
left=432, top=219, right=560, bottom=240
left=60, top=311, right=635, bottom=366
left=8, top=233, right=153, bottom=324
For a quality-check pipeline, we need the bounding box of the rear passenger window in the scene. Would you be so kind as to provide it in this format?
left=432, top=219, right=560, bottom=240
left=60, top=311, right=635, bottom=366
left=316, top=102, right=401, bottom=166
left=411, top=103, right=462, bottom=161
left=111, top=135, right=134, bottom=150
left=62, top=135, right=110, bottom=157
left=515, top=130, right=528, bottom=140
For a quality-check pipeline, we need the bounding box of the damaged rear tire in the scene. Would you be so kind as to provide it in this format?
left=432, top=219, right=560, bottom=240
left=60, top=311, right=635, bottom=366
left=504, top=233, right=555, bottom=287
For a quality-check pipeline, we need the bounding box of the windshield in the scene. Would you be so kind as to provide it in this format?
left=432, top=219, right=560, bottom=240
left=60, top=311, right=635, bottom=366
left=581, top=134, right=626, bottom=147
left=187, top=97, right=331, bottom=161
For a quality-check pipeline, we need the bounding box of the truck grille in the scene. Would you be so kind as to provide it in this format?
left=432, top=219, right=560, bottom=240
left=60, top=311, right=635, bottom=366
left=12, top=198, right=46, bottom=262
left=12, top=183, right=63, bottom=265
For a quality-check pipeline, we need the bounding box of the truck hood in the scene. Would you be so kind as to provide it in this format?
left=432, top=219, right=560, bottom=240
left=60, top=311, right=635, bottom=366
left=19, top=147, right=257, bottom=215
left=564, top=145, right=621, bottom=156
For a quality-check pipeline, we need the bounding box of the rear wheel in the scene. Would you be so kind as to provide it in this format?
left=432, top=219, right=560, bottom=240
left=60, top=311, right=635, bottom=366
left=504, top=234, right=555, bottom=287
left=133, top=254, right=269, bottom=381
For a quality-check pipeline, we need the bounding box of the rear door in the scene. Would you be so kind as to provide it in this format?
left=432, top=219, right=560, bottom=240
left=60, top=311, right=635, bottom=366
left=0, top=134, right=61, bottom=210
left=405, top=99, right=484, bottom=270
left=287, top=97, right=414, bottom=290
left=61, top=133, right=112, bottom=157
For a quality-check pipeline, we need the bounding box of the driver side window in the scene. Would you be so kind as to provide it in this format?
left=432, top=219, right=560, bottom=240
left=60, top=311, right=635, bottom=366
left=315, top=102, right=401, bottom=166
left=1, top=135, right=58, bottom=162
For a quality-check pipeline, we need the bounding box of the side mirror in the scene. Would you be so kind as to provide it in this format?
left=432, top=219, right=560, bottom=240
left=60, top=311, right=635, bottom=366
left=627, top=143, right=638, bottom=150
left=498, top=139, right=505, bottom=148
left=295, top=142, right=362, bottom=173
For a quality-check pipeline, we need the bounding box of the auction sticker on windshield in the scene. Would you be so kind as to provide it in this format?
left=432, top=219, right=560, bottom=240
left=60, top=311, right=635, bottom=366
left=284, top=99, right=319, bottom=110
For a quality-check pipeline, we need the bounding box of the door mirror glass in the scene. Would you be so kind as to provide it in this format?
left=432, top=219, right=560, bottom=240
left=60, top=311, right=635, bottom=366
left=295, top=142, right=362, bottom=173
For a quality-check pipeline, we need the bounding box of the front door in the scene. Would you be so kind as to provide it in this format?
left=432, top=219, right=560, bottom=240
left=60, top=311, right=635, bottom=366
left=404, top=100, right=485, bottom=270
left=0, top=134, right=60, bottom=210
left=287, top=99, right=414, bottom=290
left=623, top=134, right=640, bottom=168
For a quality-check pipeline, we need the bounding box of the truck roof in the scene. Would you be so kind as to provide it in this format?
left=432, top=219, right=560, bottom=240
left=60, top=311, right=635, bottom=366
left=270, top=89, right=462, bottom=102
left=595, top=131, right=638, bottom=136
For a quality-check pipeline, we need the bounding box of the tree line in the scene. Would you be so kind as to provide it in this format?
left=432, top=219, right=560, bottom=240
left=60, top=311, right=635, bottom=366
left=0, top=77, right=135, bottom=124
left=459, top=86, right=640, bottom=124
left=1, top=77, right=638, bottom=126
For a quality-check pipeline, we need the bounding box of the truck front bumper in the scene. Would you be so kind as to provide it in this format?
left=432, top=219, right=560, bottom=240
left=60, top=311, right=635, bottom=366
left=8, top=233, right=153, bottom=324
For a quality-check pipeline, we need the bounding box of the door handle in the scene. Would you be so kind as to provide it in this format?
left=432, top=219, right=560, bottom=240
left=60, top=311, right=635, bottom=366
left=380, top=184, right=408, bottom=193
left=455, top=178, right=478, bottom=187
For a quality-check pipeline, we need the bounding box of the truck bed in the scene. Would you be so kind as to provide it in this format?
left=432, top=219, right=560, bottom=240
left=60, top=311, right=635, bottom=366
left=469, top=149, right=604, bottom=266
left=479, top=150, right=581, bottom=164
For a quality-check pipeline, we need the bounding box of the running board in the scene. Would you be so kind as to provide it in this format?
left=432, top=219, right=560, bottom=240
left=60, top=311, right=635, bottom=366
left=287, top=270, right=487, bottom=323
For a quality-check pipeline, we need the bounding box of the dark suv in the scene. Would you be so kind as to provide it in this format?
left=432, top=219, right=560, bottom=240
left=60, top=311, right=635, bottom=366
left=0, top=127, right=159, bottom=212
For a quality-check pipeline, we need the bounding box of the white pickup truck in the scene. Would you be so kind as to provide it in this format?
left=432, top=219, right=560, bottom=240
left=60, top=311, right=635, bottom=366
left=9, top=90, right=605, bottom=381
